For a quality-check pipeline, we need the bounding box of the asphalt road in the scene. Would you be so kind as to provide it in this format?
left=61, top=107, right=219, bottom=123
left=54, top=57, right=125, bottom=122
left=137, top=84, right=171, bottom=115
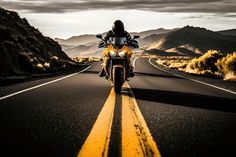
left=0, top=58, right=235, bottom=157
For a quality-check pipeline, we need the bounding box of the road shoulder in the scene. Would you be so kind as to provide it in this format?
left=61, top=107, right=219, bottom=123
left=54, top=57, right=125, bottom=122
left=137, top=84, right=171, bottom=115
left=149, top=58, right=236, bottom=94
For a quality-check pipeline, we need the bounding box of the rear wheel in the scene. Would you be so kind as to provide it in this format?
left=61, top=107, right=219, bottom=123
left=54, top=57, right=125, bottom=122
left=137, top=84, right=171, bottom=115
left=113, top=67, right=122, bottom=94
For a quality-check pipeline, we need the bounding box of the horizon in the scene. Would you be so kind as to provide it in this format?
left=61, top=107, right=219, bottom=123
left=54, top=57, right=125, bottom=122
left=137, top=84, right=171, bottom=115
left=1, top=0, right=236, bottom=39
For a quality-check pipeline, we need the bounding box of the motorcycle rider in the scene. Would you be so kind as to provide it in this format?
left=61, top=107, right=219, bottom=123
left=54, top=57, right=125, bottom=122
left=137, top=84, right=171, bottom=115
left=99, top=20, right=134, bottom=78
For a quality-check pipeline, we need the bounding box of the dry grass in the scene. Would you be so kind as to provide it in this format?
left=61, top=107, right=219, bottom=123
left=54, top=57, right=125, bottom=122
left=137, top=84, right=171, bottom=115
left=156, top=59, right=189, bottom=72
left=156, top=50, right=236, bottom=81
left=73, top=56, right=102, bottom=63
left=216, top=52, right=236, bottom=81
left=35, top=63, right=45, bottom=71
left=156, top=56, right=193, bottom=71
left=19, top=53, right=76, bottom=72
left=185, top=50, right=223, bottom=75
left=51, top=56, right=59, bottom=62
left=43, top=62, right=50, bottom=69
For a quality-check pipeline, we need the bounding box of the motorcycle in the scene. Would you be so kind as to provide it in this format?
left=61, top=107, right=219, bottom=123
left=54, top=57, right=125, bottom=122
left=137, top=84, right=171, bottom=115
left=96, top=34, right=139, bottom=94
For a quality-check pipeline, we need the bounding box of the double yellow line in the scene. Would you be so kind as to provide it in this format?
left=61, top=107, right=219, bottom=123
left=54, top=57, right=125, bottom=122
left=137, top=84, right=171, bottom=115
left=77, top=83, right=161, bottom=157
left=78, top=88, right=116, bottom=157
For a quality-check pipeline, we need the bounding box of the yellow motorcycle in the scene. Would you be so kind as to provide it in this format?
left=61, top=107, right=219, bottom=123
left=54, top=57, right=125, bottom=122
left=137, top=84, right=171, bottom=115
left=96, top=35, right=139, bottom=93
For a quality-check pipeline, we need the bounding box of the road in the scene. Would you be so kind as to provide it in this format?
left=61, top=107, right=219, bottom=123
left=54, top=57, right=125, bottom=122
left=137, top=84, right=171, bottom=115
left=0, top=58, right=235, bottom=157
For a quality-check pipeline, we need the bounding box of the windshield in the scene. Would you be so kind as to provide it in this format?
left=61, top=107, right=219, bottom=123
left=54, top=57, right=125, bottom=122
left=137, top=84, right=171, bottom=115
left=107, top=37, right=127, bottom=48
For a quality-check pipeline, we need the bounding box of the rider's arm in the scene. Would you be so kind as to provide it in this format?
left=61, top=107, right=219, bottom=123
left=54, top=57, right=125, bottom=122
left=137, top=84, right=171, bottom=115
left=125, top=31, right=132, bottom=41
left=104, top=30, right=113, bottom=42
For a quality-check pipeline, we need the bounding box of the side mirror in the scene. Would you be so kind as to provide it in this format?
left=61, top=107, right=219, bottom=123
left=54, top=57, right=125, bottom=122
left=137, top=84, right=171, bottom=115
left=98, top=41, right=106, bottom=48
left=133, top=35, right=140, bottom=39
left=96, top=34, right=103, bottom=39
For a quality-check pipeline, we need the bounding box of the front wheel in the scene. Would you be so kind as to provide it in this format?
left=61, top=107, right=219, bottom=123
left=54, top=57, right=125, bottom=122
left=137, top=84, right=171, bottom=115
left=113, top=67, right=123, bottom=94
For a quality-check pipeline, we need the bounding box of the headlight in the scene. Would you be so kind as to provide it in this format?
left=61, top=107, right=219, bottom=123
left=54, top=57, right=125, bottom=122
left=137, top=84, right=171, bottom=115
left=109, top=51, right=116, bottom=57
left=118, top=51, right=126, bottom=57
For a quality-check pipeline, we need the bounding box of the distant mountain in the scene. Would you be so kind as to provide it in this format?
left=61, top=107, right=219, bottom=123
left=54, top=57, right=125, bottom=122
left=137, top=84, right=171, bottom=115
left=56, top=28, right=176, bottom=57
left=55, top=34, right=98, bottom=46
left=0, top=7, right=72, bottom=77
left=54, top=26, right=236, bottom=57
left=57, top=41, right=100, bottom=57
left=217, top=29, right=236, bottom=36
left=56, top=28, right=174, bottom=46
left=138, top=33, right=167, bottom=47
left=54, top=38, right=64, bottom=43
left=55, top=34, right=103, bottom=57
left=146, top=26, right=236, bottom=56
left=63, top=44, right=100, bottom=57
left=131, top=28, right=178, bottom=38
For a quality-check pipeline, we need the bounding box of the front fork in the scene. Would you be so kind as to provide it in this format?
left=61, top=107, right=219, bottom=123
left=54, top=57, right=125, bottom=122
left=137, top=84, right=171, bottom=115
left=110, top=65, right=126, bottom=83
left=103, top=58, right=131, bottom=78
left=102, top=57, right=109, bottom=76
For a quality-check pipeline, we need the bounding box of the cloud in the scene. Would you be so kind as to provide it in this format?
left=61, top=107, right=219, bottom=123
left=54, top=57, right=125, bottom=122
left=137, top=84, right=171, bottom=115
left=1, top=0, right=236, bottom=13
left=222, top=14, right=236, bottom=18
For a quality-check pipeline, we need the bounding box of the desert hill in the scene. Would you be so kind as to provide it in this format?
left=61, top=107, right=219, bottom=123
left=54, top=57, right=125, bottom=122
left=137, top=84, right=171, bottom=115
left=146, top=26, right=236, bottom=56
left=54, top=24, right=236, bottom=57
left=0, top=7, right=73, bottom=77
left=217, top=29, right=236, bottom=36
left=56, top=28, right=176, bottom=57
left=55, top=34, right=98, bottom=46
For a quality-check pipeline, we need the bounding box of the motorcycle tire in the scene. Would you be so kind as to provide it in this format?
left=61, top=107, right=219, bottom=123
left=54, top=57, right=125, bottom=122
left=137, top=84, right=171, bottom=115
left=113, top=67, right=122, bottom=94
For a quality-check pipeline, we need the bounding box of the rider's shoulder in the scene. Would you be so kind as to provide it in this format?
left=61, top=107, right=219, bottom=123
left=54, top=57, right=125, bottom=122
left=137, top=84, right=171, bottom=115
left=124, top=31, right=129, bottom=34
left=124, top=31, right=131, bottom=36
left=107, top=30, right=114, bottom=35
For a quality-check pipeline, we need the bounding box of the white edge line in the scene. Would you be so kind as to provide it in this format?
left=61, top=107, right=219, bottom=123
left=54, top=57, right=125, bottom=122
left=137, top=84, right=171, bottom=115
left=0, top=65, right=93, bottom=101
left=132, top=57, right=138, bottom=69
left=149, top=58, right=236, bottom=95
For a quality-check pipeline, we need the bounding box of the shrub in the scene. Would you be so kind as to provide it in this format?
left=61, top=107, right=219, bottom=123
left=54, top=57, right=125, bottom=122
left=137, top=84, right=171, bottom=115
left=35, top=63, right=45, bottom=71
left=216, top=52, right=236, bottom=81
left=51, top=56, right=58, bottom=62
left=155, top=50, right=236, bottom=81
left=0, top=26, right=12, bottom=41
left=185, top=50, right=223, bottom=75
left=43, top=62, right=50, bottom=69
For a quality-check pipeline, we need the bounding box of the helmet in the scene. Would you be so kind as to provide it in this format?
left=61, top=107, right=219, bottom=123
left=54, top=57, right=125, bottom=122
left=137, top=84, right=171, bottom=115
left=112, top=20, right=124, bottom=35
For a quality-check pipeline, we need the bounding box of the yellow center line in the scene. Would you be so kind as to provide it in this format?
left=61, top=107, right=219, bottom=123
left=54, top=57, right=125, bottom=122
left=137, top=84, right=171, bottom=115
left=121, top=82, right=161, bottom=157
left=77, top=88, right=116, bottom=157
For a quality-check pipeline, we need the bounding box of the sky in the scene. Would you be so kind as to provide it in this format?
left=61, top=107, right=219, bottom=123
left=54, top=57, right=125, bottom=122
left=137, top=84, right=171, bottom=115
left=1, top=0, right=236, bottom=39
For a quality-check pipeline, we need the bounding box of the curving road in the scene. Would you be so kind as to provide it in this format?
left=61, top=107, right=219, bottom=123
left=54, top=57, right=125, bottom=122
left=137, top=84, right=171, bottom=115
left=0, top=58, right=235, bottom=157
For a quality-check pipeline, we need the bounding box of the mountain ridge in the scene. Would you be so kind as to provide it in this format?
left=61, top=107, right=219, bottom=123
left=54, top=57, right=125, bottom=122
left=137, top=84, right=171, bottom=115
left=146, top=26, right=236, bottom=55
left=217, top=29, right=236, bottom=36
left=56, top=26, right=236, bottom=57
left=56, top=28, right=177, bottom=57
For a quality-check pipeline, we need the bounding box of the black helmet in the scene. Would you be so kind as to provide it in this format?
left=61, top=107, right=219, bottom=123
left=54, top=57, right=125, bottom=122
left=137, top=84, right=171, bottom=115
left=112, top=20, right=124, bottom=35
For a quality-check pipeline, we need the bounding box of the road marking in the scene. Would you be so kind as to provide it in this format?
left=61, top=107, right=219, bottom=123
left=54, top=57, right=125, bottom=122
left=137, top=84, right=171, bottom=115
left=77, top=88, right=116, bottom=157
left=121, top=82, right=161, bottom=157
left=133, top=57, right=139, bottom=69
left=149, top=58, right=236, bottom=95
left=0, top=65, right=93, bottom=101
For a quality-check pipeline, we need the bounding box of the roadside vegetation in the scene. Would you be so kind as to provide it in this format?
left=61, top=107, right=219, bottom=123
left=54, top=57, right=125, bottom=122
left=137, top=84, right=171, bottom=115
left=19, top=52, right=76, bottom=73
left=155, top=50, right=236, bottom=81
left=0, top=7, right=74, bottom=76
left=72, top=56, right=102, bottom=64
